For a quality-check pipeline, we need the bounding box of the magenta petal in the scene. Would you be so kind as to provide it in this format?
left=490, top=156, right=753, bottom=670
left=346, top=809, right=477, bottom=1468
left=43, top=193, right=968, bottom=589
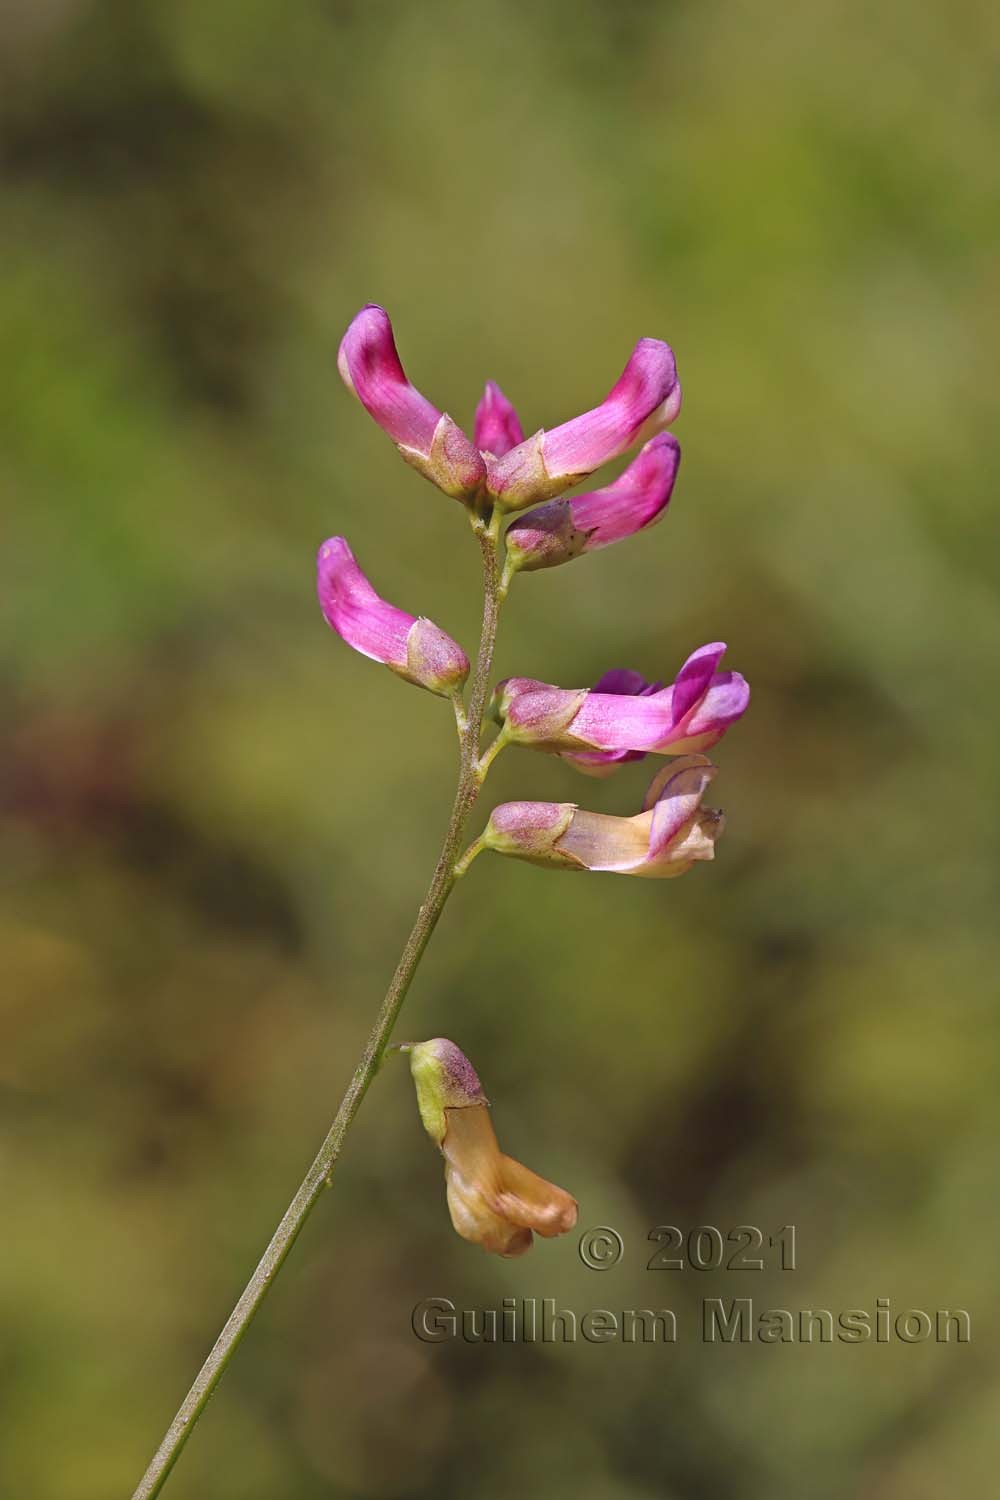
left=682, top=672, right=751, bottom=738
left=474, top=381, right=525, bottom=458
left=567, top=688, right=675, bottom=752
left=541, top=338, right=681, bottom=481
left=337, top=304, right=443, bottom=455
left=317, top=537, right=468, bottom=695
left=591, top=668, right=658, bottom=696
left=569, top=433, right=680, bottom=547
left=317, top=536, right=413, bottom=669
left=669, top=642, right=729, bottom=726
left=560, top=668, right=664, bottom=774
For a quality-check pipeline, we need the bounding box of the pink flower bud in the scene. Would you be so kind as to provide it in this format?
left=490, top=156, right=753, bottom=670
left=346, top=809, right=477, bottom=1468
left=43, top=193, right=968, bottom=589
left=505, top=434, right=680, bottom=573
left=338, top=305, right=486, bottom=501
left=485, top=338, right=681, bottom=510
left=407, top=1038, right=578, bottom=1258
left=493, top=644, right=748, bottom=758
left=473, top=380, right=525, bottom=458
left=483, top=755, right=723, bottom=880
left=317, top=537, right=469, bottom=697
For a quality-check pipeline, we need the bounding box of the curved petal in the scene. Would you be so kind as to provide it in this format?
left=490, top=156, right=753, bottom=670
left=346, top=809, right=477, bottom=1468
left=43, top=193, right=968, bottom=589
left=317, top=536, right=413, bottom=668
left=669, top=642, right=728, bottom=725
left=643, top=755, right=717, bottom=855
left=665, top=672, right=751, bottom=752
left=486, top=337, right=680, bottom=510
left=493, top=1154, right=579, bottom=1237
left=504, top=434, right=679, bottom=570
left=569, top=432, right=680, bottom=547
left=541, top=337, right=681, bottom=480
left=338, top=304, right=442, bottom=453
left=338, top=305, right=485, bottom=499
left=317, top=537, right=468, bottom=695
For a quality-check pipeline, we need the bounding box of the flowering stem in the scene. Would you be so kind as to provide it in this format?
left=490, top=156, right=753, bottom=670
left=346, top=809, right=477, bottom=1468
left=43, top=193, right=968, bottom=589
left=131, top=509, right=507, bottom=1500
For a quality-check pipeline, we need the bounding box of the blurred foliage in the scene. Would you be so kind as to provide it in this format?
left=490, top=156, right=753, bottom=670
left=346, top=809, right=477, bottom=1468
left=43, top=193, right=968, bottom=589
left=2, top=0, right=999, bottom=1496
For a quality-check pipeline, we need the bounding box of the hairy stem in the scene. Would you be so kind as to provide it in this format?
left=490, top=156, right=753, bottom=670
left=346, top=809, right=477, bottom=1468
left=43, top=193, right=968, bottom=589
left=131, top=511, right=506, bottom=1500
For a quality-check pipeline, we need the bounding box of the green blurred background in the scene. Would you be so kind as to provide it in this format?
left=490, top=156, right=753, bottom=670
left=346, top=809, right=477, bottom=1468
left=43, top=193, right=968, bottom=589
left=3, top=1, right=999, bottom=1495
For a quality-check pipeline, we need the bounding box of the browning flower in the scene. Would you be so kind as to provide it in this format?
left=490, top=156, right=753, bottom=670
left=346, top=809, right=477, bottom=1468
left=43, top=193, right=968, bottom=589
left=407, top=1038, right=578, bottom=1258
left=482, top=756, right=723, bottom=879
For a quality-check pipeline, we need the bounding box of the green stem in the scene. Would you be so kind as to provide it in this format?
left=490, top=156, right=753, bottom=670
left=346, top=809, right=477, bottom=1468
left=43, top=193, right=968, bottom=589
left=131, top=511, right=507, bottom=1500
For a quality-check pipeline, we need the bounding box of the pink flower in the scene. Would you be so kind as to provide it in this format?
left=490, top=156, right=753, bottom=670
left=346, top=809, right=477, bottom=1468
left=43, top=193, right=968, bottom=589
left=338, top=305, right=486, bottom=500
left=492, top=643, right=749, bottom=759
left=474, top=380, right=525, bottom=458
left=485, top=338, right=681, bottom=511
left=505, top=434, right=680, bottom=573
left=317, top=537, right=469, bottom=697
left=483, top=756, right=723, bottom=879
left=408, top=1038, right=578, bottom=1258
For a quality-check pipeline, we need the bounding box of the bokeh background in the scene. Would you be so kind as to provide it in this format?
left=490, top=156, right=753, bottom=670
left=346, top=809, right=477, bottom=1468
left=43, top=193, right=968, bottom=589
left=3, top=1, right=999, bottom=1496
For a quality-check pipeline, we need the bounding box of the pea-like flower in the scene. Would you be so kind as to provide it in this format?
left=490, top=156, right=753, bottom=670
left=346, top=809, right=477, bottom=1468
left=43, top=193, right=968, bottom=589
left=338, top=305, right=486, bottom=500
left=483, top=755, right=723, bottom=879
left=505, top=433, right=680, bottom=573
left=317, top=537, right=469, bottom=697
left=484, top=338, right=681, bottom=511
left=407, top=1038, right=578, bottom=1258
left=492, top=642, right=749, bottom=761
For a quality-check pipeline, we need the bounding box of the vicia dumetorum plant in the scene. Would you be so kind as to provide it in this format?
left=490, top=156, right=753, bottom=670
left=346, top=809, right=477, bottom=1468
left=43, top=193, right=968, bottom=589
left=133, top=304, right=748, bottom=1499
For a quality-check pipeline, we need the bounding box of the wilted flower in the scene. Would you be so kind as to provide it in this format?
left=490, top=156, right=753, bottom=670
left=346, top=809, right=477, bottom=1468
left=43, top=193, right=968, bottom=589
left=474, top=380, right=525, bottom=458
left=407, top=1038, right=578, bottom=1258
left=338, top=305, right=486, bottom=500
left=317, top=537, right=469, bottom=697
left=505, top=433, right=680, bottom=573
left=492, top=642, right=749, bottom=760
left=483, top=755, right=723, bottom=879
left=485, top=338, right=681, bottom=511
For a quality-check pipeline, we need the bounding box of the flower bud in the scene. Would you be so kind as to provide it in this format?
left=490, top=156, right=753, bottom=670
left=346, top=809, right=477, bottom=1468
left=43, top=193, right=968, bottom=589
left=484, top=755, right=723, bottom=880
left=407, top=1038, right=578, bottom=1258
left=317, top=537, right=469, bottom=697
left=485, top=337, right=681, bottom=510
left=474, top=380, right=524, bottom=458
left=505, top=434, right=680, bottom=573
left=338, top=305, right=486, bottom=501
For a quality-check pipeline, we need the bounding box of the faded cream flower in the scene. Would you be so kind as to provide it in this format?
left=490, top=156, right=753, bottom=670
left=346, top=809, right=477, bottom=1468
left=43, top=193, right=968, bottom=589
left=407, top=1038, right=578, bottom=1259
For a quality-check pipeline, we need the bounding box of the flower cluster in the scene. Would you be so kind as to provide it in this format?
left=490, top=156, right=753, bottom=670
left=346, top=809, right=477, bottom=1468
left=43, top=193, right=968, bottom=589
left=320, top=304, right=749, bottom=1254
